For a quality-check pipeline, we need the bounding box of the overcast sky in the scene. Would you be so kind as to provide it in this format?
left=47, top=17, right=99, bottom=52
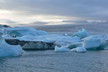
left=0, top=0, right=108, bottom=26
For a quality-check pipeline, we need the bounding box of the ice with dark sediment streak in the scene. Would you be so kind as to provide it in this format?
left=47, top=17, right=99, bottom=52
left=1, top=26, right=108, bottom=53
left=18, top=34, right=81, bottom=50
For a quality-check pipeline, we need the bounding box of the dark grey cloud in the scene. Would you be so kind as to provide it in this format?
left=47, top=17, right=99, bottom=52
left=0, top=0, right=108, bottom=20
left=63, top=20, right=88, bottom=24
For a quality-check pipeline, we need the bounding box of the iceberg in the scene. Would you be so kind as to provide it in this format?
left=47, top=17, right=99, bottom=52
left=83, top=35, right=103, bottom=50
left=68, top=35, right=108, bottom=51
left=72, top=29, right=89, bottom=39
left=55, top=46, right=86, bottom=53
left=20, top=34, right=81, bottom=47
left=1, top=27, right=108, bottom=53
left=0, top=33, right=24, bottom=57
left=13, top=33, right=81, bottom=50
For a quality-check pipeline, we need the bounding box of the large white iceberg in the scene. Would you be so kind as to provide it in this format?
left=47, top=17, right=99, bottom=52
left=83, top=35, right=106, bottom=50
left=0, top=34, right=24, bottom=57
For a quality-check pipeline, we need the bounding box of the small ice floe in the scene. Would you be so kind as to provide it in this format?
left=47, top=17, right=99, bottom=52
left=72, top=28, right=89, bottom=39
left=54, top=45, right=87, bottom=53
left=0, top=33, right=24, bottom=57
left=54, top=46, right=70, bottom=52
left=15, top=34, right=81, bottom=50
left=70, top=47, right=87, bottom=53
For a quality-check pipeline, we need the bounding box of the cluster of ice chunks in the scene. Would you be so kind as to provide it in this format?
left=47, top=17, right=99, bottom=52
left=55, top=29, right=108, bottom=53
left=1, top=27, right=108, bottom=56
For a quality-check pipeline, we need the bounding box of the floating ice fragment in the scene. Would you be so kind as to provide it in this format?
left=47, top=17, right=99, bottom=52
left=70, top=47, right=87, bottom=53
left=55, top=46, right=69, bottom=52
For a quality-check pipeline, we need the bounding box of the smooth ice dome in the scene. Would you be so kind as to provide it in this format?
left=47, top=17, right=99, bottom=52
left=0, top=34, right=24, bottom=57
left=72, top=29, right=89, bottom=39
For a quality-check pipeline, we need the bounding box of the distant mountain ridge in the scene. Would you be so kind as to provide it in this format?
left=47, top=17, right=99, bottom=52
left=0, top=24, right=10, bottom=28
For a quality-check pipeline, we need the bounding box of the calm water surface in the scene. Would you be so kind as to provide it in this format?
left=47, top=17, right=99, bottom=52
left=0, top=50, right=108, bottom=72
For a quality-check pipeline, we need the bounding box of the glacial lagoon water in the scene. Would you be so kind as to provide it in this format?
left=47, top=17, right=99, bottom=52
left=0, top=50, right=108, bottom=72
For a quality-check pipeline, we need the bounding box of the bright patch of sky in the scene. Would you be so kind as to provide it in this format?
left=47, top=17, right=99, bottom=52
left=0, top=0, right=107, bottom=26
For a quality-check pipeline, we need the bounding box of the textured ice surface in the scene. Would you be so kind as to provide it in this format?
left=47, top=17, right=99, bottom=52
left=83, top=35, right=107, bottom=50
left=83, top=36, right=101, bottom=49
left=72, top=29, right=89, bottom=38
left=1, top=27, right=47, bottom=37
left=0, top=37, right=24, bottom=57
